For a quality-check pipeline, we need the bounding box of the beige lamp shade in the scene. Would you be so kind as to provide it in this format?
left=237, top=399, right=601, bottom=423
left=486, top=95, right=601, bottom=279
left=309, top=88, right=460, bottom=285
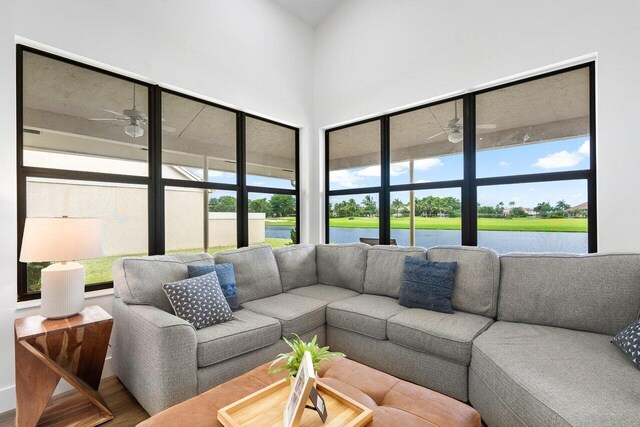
left=20, top=217, right=103, bottom=262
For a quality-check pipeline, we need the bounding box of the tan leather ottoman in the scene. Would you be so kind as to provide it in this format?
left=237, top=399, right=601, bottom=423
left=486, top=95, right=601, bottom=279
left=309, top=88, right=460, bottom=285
left=138, top=358, right=481, bottom=426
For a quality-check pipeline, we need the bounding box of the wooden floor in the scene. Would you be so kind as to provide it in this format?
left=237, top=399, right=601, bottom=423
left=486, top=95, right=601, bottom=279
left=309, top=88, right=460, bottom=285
left=0, top=376, right=149, bottom=427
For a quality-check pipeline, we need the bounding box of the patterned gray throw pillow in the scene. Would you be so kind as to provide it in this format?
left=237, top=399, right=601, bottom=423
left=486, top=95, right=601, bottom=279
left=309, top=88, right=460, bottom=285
left=612, top=319, right=640, bottom=369
left=162, top=271, right=234, bottom=329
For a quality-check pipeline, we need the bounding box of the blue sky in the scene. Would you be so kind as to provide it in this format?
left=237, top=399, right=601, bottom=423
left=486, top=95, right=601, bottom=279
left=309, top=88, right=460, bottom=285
left=330, top=137, right=590, bottom=208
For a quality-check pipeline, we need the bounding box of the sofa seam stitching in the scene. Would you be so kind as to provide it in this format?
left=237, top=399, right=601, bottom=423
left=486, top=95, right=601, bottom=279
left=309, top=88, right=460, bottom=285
left=388, top=318, right=492, bottom=344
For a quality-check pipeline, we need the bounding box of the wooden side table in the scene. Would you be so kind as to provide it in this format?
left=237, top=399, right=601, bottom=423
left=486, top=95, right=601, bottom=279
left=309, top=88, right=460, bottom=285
left=14, top=305, right=114, bottom=427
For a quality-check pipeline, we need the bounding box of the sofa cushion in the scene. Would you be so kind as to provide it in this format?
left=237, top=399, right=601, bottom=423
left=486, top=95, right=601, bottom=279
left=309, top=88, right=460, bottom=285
left=326, top=294, right=406, bottom=340
left=498, top=253, right=640, bottom=335
left=364, top=246, right=427, bottom=298
left=316, top=243, right=369, bottom=292
left=399, top=257, right=457, bottom=314
left=163, top=272, right=234, bottom=330
left=195, top=309, right=281, bottom=368
left=427, top=246, right=499, bottom=318
left=287, top=284, right=360, bottom=303
left=470, top=321, right=640, bottom=426
left=387, top=309, right=493, bottom=365
left=242, top=293, right=326, bottom=336
left=214, top=245, right=282, bottom=304
left=112, top=253, right=214, bottom=313
left=273, top=244, right=317, bottom=291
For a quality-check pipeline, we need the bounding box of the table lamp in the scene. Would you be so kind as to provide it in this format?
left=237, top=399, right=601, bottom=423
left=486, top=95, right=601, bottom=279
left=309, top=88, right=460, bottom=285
left=20, top=217, right=103, bottom=319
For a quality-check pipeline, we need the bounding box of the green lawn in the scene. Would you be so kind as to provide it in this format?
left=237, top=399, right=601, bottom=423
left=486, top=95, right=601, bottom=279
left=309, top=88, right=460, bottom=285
left=27, top=237, right=292, bottom=292
left=328, top=216, right=587, bottom=232
left=266, top=217, right=297, bottom=227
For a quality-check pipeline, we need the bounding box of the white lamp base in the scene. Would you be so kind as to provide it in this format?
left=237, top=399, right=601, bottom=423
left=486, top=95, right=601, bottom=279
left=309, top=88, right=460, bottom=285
left=41, top=262, right=85, bottom=319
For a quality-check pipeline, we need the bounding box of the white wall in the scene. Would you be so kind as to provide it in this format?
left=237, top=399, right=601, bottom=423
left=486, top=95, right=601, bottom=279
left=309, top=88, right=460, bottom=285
left=313, top=0, right=640, bottom=251
left=0, top=0, right=314, bottom=413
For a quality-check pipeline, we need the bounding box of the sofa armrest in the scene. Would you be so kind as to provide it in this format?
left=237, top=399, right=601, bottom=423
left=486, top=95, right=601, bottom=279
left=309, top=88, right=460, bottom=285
left=112, top=298, right=198, bottom=415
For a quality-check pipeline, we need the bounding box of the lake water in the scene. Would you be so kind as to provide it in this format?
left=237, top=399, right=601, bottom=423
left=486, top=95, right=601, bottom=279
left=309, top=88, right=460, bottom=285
left=266, top=226, right=588, bottom=254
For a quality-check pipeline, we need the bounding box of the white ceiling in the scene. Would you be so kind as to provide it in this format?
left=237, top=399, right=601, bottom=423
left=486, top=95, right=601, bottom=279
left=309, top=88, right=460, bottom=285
left=273, top=0, right=342, bottom=27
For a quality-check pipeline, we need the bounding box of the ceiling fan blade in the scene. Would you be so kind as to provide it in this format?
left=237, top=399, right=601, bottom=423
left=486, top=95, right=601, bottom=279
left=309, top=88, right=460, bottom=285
left=477, top=124, right=497, bottom=129
left=162, top=125, right=176, bottom=133
left=100, top=108, right=125, bottom=116
left=426, top=131, right=445, bottom=140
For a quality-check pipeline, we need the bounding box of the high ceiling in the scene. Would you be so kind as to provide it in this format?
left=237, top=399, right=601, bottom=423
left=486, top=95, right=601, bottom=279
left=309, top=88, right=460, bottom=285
left=273, top=0, right=342, bottom=27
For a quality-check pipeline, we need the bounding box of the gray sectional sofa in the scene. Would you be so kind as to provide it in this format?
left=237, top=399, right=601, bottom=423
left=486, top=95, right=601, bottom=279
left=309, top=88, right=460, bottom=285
left=112, top=244, right=640, bottom=426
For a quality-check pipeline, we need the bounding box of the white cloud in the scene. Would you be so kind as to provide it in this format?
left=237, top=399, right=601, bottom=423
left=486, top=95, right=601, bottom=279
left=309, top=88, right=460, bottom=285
left=330, top=158, right=444, bottom=189
left=528, top=187, right=536, bottom=192
left=532, top=150, right=583, bottom=169
left=356, top=166, right=382, bottom=177
left=414, top=158, right=444, bottom=170
left=571, top=193, right=583, bottom=199
left=499, top=161, right=510, bottom=167
left=533, top=141, right=590, bottom=170
left=578, top=140, right=590, bottom=156
left=329, top=170, right=363, bottom=188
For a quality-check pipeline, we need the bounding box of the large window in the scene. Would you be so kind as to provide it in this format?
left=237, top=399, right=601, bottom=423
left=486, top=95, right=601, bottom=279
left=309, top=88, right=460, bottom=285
left=246, top=116, right=299, bottom=247
left=326, top=64, right=596, bottom=254
left=17, top=46, right=299, bottom=301
left=326, top=120, right=382, bottom=243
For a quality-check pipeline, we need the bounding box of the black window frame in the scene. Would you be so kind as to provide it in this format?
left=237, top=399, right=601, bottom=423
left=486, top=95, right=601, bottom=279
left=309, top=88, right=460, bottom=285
left=325, top=63, right=596, bottom=252
left=17, top=45, right=300, bottom=301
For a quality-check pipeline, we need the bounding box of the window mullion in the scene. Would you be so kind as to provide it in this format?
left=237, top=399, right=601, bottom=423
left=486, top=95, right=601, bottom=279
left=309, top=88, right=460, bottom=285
left=462, top=93, right=477, bottom=246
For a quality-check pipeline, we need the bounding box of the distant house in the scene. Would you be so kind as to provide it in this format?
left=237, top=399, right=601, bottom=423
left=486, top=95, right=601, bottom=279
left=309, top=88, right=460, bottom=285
left=523, top=208, right=537, bottom=217
left=567, top=202, right=588, bottom=218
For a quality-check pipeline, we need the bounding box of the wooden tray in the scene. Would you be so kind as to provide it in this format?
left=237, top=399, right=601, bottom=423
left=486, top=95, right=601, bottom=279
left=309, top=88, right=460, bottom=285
left=218, top=378, right=372, bottom=427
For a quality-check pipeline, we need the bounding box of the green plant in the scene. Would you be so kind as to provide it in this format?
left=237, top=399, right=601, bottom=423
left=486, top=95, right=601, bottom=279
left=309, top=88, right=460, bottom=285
left=269, top=334, right=345, bottom=378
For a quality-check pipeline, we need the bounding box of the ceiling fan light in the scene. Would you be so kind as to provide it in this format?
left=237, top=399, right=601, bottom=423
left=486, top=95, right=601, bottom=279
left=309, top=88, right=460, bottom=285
left=125, top=124, right=144, bottom=138
left=448, top=130, right=463, bottom=144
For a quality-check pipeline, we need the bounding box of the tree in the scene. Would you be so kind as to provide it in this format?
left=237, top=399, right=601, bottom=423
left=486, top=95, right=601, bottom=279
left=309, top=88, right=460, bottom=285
left=361, top=195, right=378, bottom=217
left=510, top=207, right=527, bottom=217
left=495, top=201, right=505, bottom=216
left=391, top=198, right=405, bottom=217
left=249, top=198, right=270, bottom=215
left=555, top=200, right=571, bottom=211
left=533, top=201, right=553, bottom=217
left=334, top=198, right=358, bottom=218
left=269, top=194, right=296, bottom=217
left=208, top=195, right=237, bottom=212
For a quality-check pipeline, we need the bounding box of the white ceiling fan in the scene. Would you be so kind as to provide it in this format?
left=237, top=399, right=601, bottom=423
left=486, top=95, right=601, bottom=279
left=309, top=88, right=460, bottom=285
left=89, top=84, right=176, bottom=138
left=427, top=100, right=497, bottom=143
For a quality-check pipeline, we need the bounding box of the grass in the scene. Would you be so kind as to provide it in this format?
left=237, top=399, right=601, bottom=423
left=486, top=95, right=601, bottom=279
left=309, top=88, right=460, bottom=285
left=266, top=217, right=296, bottom=227
left=327, top=216, right=588, bottom=232
left=27, top=237, right=292, bottom=292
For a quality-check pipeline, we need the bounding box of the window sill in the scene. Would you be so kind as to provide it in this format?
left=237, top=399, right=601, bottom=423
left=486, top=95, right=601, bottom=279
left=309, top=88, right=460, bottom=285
left=15, top=288, right=115, bottom=311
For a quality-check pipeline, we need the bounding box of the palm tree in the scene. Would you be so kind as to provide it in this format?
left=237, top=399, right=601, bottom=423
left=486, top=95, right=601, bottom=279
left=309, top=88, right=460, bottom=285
left=534, top=201, right=552, bottom=217
left=555, top=200, right=571, bottom=211
left=391, top=198, right=405, bottom=218
left=361, top=195, right=377, bottom=217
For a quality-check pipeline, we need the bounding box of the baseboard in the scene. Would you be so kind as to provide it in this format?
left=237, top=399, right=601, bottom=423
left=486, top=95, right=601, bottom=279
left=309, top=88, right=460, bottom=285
left=0, top=356, right=113, bottom=414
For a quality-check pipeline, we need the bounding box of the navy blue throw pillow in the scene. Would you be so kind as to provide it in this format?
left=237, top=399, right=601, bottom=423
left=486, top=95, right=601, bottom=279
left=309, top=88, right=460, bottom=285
left=399, top=257, right=457, bottom=314
left=188, top=263, right=242, bottom=311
